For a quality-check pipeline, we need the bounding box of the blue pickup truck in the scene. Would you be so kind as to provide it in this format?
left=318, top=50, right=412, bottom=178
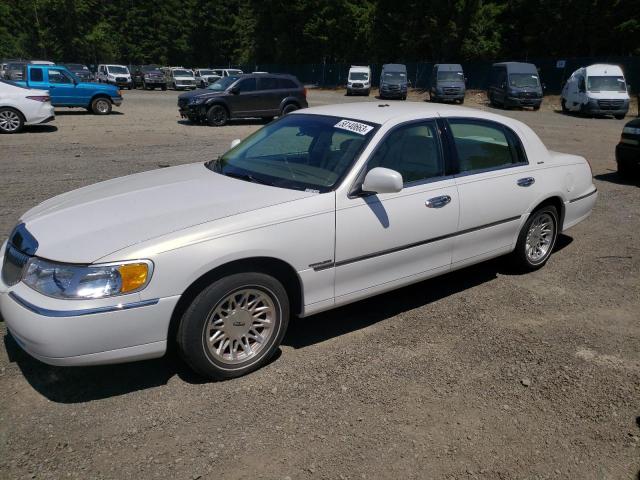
left=17, top=64, right=123, bottom=114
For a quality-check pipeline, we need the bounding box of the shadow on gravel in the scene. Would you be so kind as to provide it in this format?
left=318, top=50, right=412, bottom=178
left=595, top=171, right=640, bottom=186
left=177, top=118, right=271, bottom=127
left=284, top=237, right=573, bottom=349
left=54, top=110, right=124, bottom=116
left=22, top=125, right=58, bottom=134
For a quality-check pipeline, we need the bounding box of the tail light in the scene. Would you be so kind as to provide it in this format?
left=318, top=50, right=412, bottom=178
left=26, top=95, right=50, bottom=102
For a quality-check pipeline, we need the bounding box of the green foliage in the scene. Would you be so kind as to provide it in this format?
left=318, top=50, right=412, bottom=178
left=0, top=0, right=638, bottom=64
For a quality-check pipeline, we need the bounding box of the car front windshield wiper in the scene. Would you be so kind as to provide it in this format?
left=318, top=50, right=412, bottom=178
left=223, top=171, right=272, bottom=186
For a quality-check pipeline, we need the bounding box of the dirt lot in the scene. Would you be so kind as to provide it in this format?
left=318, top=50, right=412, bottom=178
left=0, top=88, right=638, bottom=480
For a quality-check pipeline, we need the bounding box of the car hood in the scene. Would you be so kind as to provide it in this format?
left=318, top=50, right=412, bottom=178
left=19, top=163, right=314, bottom=263
left=178, top=89, right=225, bottom=100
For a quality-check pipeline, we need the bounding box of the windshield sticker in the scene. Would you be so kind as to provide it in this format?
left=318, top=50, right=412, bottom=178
left=334, top=119, right=374, bottom=135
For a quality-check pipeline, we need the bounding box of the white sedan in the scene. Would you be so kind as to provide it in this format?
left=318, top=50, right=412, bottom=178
left=0, top=103, right=597, bottom=379
left=0, top=79, right=55, bottom=133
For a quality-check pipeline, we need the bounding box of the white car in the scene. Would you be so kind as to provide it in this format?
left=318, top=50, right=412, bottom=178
left=0, top=103, right=597, bottom=379
left=168, top=68, right=196, bottom=90
left=194, top=69, right=221, bottom=89
left=0, top=79, right=54, bottom=133
left=97, top=64, right=133, bottom=89
left=561, top=64, right=629, bottom=119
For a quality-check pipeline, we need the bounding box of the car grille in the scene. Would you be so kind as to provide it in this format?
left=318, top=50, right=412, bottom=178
left=598, top=99, right=624, bottom=110
left=116, top=77, right=127, bottom=82
left=519, top=92, right=538, bottom=99
left=444, top=87, right=460, bottom=94
left=1, top=245, right=30, bottom=286
left=352, top=82, right=363, bottom=88
left=177, top=80, right=195, bottom=85
left=384, top=85, right=401, bottom=91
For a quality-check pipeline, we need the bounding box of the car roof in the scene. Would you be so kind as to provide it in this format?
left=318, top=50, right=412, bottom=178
left=295, top=102, right=525, bottom=127
left=435, top=64, right=463, bottom=71
left=584, top=64, right=624, bottom=75
left=493, top=62, right=538, bottom=73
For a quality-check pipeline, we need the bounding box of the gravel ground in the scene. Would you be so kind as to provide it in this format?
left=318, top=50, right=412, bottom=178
left=0, top=88, right=638, bottom=480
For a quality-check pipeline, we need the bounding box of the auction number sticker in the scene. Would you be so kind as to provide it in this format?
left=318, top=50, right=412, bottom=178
left=334, top=119, right=374, bottom=135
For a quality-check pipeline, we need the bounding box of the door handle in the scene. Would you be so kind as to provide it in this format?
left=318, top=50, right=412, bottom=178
left=517, top=177, right=535, bottom=187
left=425, top=195, right=451, bottom=208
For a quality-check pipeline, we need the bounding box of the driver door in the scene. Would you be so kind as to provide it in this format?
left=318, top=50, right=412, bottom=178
left=47, top=68, right=80, bottom=106
left=334, top=120, right=459, bottom=301
left=227, top=78, right=260, bottom=116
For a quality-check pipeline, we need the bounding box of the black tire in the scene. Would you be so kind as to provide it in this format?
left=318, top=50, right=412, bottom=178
left=172, top=82, right=177, bottom=90
left=614, top=114, right=626, bottom=120
left=0, top=107, right=25, bottom=134
left=143, top=81, right=148, bottom=90
left=261, top=116, right=274, bottom=122
left=177, top=272, right=290, bottom=380
left=512, top=205, right=559, bottom=271
left=617, top=160, right=632, bottom=178
left=533, top=105, right=540, bottom=111
left=561, top=99, right=568, bottom=113
left=206, top=104, right=228, bottom=126
left=402, top=95, right=407, bottom=101
left=161, top=84, right=167, bottom=91
left=346, top=90, right=351, bottom=96
left=281, top=103, right=299, bottom=116
left=91, top=97, right=112, bottom=115
left=458, top=97, right=464, bottom=105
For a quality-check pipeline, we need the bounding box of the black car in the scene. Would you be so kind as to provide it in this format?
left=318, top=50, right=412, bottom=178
left=62, top=63, right=94, bottom=82
left=178, top=73, right=308, bottom=126
left=616, top=117, right=640, bottom=178
left=132, top=65, right=167, bottom=90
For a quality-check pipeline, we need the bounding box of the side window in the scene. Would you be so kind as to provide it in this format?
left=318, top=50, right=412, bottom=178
left=449, top=120, right=523, bottom=174
left=30, top=68, right=44, bottom=82
left=258, top=77, right=279, bottom=90
left=278, top=78, right=297, bottom=89
left=366, top=121, right=444, bottom=185
left=49, top=69, right=73, bottom=84
left=237, top=78, right=256, bottom=92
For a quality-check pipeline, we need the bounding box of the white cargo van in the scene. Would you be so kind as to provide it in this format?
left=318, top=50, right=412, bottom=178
left=346, top=65, right=371, bottom=96
left=561, top=64, right=629, bottom=119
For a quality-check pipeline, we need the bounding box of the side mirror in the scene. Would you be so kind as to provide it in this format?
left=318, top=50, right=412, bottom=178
left=361, top=167, right=403, bottom=194
left=230, top=138, right=241, bottom=149
left=230, top=86, right=240, bottom=94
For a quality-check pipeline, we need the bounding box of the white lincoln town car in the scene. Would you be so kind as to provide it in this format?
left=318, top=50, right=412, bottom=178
left=0, top=103, right=597, bottom=379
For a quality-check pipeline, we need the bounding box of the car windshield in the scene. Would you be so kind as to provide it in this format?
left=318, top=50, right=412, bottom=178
left=227, top=69, right=243, bottom=75
left=173, top=69, right=193, bottom=77
left=206, top=114, right=379, bottom=192
left=8, top=63, right=25, bottom=70
left=199, top=70, right=215, bottom=75
left=587, top=75, right=626, bottom=92
left=383, top=72, right=406, bottom=81
left=349, top=72, right=369, bottom=81
left=509, top=73, right=540, bottom=88
left=207, top=76, right=240, bottom=91
left=108, top=66, right=128, bottom=74
left=437, top=71, right=464, bottom=82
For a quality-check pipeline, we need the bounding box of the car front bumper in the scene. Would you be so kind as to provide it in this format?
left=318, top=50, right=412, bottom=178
left=0, top=244, right=179, bottom=366
left=505, top=96, right=542, bottom=108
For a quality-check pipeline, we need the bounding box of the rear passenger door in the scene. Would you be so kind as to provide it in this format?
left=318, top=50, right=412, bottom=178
left=445, top=118, right=539, bottom=266
left=256, top=77, right=282, bottom=114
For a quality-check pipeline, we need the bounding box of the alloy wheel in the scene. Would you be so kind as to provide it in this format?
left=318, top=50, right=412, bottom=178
left=0, top=110, right=21, bottom=132
left=525, top=212, right=555, bottom=263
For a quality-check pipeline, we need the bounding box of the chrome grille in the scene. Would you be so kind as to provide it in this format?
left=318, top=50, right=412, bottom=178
left=1, top=245, right=30, bottom=286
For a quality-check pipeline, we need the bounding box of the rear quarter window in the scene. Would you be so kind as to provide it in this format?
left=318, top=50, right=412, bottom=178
left=278, top=78, right=298, bottom=89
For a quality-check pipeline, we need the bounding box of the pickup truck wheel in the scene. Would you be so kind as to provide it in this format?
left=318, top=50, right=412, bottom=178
left=0, top=108, right=24, bottom=134
left=161, top=85, right=167, bottom=91
left=513, top=206, right=558, bottom=271
left=206, top=104, right=228, bottom=126
left=614, top=114, right=626, bottom=120
left=177, top=272, right=290, bottom=380
left=91, top=97, right=112, bottom=115
left=281, top=103, right=298, bottom=116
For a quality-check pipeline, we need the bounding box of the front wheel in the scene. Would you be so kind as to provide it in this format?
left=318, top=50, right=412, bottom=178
left=0, top=107, right=24, bottom=133
left=561, top=99, right=568, bottom=113
left=177, top=272, right=290, bottom=380
left=512, top=206, right=558, bottom=271
left=91, top=97, right=112, bottom=115
left=614, top=114, right=626, bottom=120
left=161, top=84, right=167, bottom=91
left=206, top=104, right=228, bottom=126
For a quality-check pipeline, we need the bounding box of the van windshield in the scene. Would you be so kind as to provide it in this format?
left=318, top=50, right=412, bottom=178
left=383, top=72, right=406, bottom=82
left=587, top=76, right=626, bottom=92
left=349, top=72, right=369, bottom=81
left=437, top=71, right=464, bottom=82
left=509, top=73, right=540, bottom=88
left=108, top=66, right=129, bottom=74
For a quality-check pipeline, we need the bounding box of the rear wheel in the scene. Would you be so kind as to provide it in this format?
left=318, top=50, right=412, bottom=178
left=533, top=104, right=540, bottom=111
left=91, top=97, right=112, bottom=115
left=281, top=103, right=299, bottom=116
left=561, top=99, right=568, bottom=113
left=206, top=104, right=228, bottom=126
left=177, top=272, right=290, bottom=380
left=0, top=107, right=24, bottom=134
left=161, top=84, right=167, bottom=91
left=513, top=205, right=558, bottom=271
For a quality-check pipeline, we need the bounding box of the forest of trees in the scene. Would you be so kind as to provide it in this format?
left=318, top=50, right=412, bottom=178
left=1, top=0, right=639, bottom=66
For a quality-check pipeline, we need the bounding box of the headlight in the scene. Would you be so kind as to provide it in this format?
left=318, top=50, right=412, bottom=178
left=189, top=97, right=205, bottom=105
left=22, top=258, right=152, bottom=299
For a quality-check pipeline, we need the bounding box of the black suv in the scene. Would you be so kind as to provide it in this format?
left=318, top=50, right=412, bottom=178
left=178, top=73, right=308, bottom=126
left=132, top=65, right=167, bottom=90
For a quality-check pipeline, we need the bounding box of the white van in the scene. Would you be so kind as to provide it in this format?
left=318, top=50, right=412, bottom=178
left=346, top=65, right=371, bottom=96
left=561, top=64, right=629, bottom=119
left=97, top=64, right=133, bottom=89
